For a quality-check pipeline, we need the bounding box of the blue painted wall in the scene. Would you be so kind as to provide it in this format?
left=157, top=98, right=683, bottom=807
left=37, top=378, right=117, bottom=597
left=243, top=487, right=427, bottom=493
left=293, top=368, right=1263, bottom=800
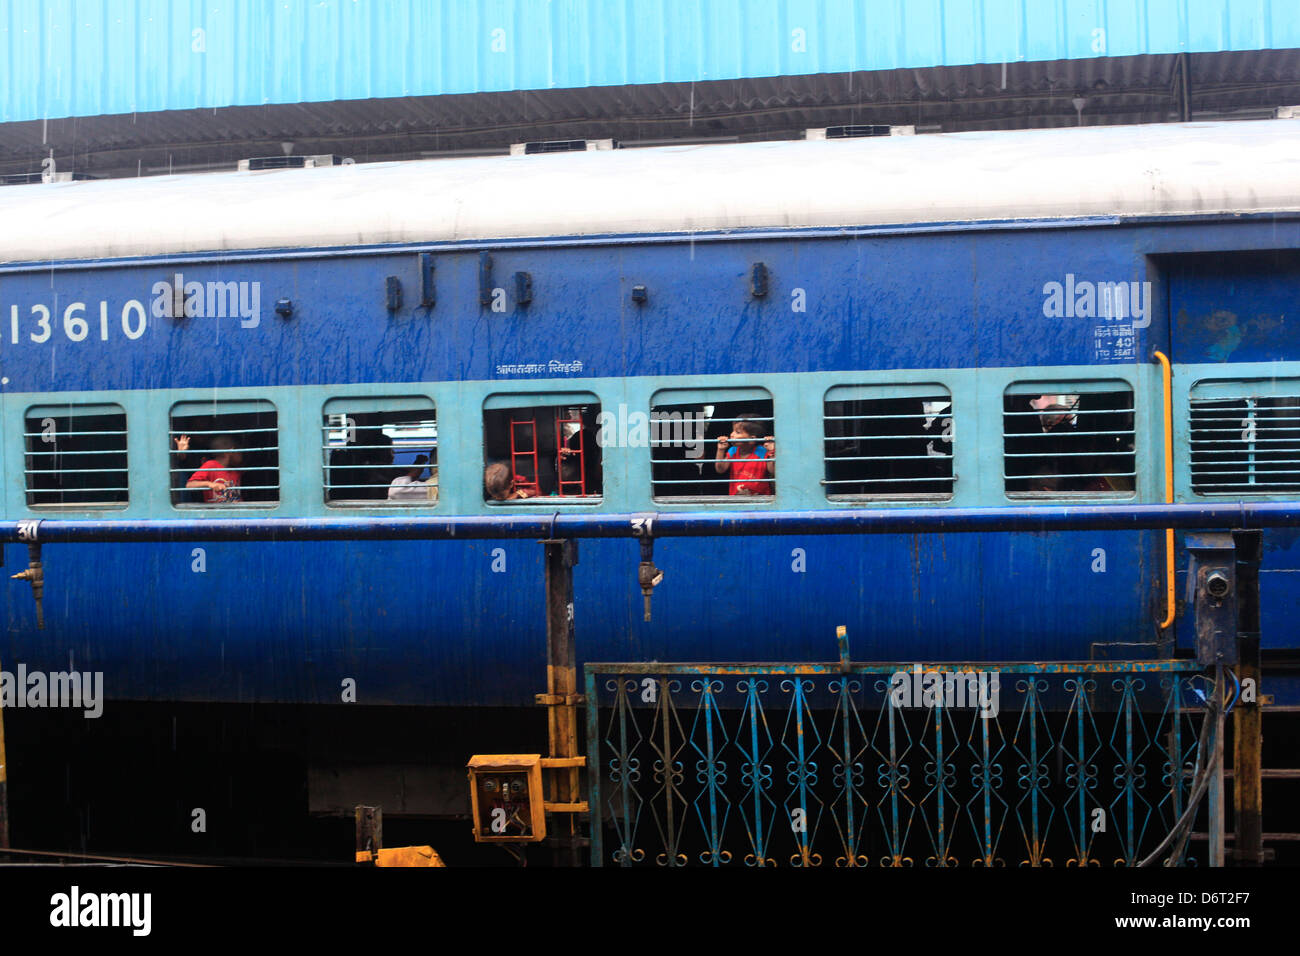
left=5, top=216, right=1300, bottom=395
left=2, top=213, right=1298, bottom=706
left=3, top=0, right=1298, bottom=123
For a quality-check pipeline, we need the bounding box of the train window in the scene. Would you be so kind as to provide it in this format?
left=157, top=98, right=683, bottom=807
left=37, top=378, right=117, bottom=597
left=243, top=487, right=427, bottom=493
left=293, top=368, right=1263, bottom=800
left=23, top=404, right=129, bottom=509
left=1003, top=382, right=1135, bottom=496
left=482, top=392, right=602, bottom=502
left=322, top=397, right=438, bottom=505
left=822, top=385, right=953, bottom=499
left=650, top=388, right=774, bottom=500
left=169, top=400, right=279, bottom=506
left=1190, top=380, right=1300, bottom=495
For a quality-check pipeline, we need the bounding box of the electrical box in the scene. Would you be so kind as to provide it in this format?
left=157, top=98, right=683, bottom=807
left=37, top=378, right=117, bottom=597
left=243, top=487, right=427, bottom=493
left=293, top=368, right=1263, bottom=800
left=467, top=754, right=546, bottom=843
left=1185, top=532, right=1239, bottom=666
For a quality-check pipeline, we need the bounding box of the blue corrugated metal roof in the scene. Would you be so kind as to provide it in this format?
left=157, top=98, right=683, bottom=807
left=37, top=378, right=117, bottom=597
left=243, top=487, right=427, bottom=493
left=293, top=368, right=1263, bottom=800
left=3, top=0, right=1298, bottom=124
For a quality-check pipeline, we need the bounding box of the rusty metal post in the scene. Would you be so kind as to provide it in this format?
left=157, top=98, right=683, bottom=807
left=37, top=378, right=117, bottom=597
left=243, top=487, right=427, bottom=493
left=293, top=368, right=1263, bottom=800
left=1209, top=668, right=1226, bottom=867
left=1233, top=530, right=1263, bottom=866
left=0, top=650, right=8, bottom=850
left=542, top=538, right=581, bottom=866
left=0, top=541, right=7, bottom=848
left=354, top=805, right=382, bottom=863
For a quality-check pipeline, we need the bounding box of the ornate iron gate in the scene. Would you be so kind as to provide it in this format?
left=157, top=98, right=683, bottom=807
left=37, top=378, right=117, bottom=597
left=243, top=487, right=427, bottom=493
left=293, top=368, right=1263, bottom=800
left=585, top=660, right=1209, bottom=867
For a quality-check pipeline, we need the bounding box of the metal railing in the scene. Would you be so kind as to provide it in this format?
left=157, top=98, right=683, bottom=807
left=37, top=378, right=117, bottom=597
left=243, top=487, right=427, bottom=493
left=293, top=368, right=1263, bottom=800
left=1003, top=390, right=1136, bottom=496
left=4, top=500, right=1300, bottom=543
left=585, top=659, right=1207, bottom=867
left=23, top=412, right=130, bottom=508
left=823, top=396, right=954, bottom=498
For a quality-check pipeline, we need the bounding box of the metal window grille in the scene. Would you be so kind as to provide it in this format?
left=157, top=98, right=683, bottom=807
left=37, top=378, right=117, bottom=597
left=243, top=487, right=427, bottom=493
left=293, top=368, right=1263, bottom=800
left=322, top=398, right=438, bottom=505
left=169, top=400, right=279, bottom=506
left=1190, top=384, right=1300, bottom=494
left=1003, top=383, right=1136, bottom=496
left=24, top=404, right=128, bottom=508
left=822, top=386, right=953, bottom=499
left=483, top=400, right=602, bottom=500
left=650, top=394, right=774, bottom=499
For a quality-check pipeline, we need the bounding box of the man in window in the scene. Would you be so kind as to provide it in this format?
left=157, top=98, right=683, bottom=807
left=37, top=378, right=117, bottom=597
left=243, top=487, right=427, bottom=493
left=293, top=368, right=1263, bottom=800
left=388, top=454, right=437, bottom=502
left=714, top=418, right=775, bottom=496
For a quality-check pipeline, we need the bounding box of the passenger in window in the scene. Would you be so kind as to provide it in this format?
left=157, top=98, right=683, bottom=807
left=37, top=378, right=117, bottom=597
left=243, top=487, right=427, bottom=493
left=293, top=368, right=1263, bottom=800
left=185, top=435, right=244, bottom=504
left=1030, top=395, right=1077, bottom=433
left=485, top=462, right=539, bottom=501
left=1027, top=394, right=1126, bottom=493
left=356, top=427, right=395, bottom=499
left=388, top=454, right=437, bottom=502
left=714, top=418, right=775, bottom=496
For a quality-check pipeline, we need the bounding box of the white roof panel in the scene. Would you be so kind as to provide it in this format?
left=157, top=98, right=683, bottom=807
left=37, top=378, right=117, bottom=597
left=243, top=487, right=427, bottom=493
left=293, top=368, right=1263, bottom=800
left=1, top=120, right=1298, bottom=265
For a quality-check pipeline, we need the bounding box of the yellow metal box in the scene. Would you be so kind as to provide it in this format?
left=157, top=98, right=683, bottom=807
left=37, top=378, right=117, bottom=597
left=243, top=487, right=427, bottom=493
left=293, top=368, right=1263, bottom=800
left=466, top=754, right=546, bottom=843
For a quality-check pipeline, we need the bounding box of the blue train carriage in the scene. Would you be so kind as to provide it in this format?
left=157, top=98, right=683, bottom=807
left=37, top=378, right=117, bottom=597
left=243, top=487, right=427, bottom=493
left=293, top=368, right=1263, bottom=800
left=1, top=119, right=1298, bottom=711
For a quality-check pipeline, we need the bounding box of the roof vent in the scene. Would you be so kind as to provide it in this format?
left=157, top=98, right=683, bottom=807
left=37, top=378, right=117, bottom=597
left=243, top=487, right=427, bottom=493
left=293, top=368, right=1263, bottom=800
left=509, top=138, right=617, bottom=156
left=806, top=125, right=915, bottom=139
left=237, top=154, right=351, bottom=171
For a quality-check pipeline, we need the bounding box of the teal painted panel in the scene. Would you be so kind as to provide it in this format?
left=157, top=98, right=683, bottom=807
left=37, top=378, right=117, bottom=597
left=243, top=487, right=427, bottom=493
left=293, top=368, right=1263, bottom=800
left=2, top=0, right=1297, bottom=123
left=0, top=362, right=1158, bottom=524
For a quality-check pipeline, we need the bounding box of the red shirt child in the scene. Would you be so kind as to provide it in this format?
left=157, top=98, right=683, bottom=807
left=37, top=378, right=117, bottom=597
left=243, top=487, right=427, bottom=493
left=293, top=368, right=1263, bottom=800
left=714, top=420, right=775, bottom=496
left=179, top=435, right=244, bottom=503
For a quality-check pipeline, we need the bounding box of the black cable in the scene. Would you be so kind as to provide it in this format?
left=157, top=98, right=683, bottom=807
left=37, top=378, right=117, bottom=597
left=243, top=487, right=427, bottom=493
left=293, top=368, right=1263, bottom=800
left=1137, top=665, right=1224, bottom=867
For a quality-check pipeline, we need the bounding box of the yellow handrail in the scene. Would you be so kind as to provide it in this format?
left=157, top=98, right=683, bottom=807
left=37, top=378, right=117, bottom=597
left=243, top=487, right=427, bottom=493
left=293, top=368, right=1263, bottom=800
left=1153, top=350, right=1175, bottom=629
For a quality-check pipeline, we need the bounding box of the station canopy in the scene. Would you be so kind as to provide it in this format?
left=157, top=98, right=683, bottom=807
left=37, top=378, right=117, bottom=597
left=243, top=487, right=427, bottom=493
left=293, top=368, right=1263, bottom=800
left=0, top=0, right=1298, bottom=182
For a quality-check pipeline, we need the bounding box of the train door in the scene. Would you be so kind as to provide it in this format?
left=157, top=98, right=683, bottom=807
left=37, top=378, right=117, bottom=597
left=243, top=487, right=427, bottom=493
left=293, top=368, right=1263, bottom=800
left=1164, top=249, right=1300, bottom=655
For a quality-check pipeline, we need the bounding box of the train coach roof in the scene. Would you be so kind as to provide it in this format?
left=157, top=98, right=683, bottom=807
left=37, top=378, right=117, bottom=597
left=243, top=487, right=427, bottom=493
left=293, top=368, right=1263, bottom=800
left=2, top=120, right=1299, bottom=264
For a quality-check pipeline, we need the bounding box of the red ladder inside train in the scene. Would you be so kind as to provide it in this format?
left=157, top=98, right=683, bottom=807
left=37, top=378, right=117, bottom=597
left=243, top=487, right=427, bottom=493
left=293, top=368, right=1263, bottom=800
left=509, top=417, right=541, bottom=496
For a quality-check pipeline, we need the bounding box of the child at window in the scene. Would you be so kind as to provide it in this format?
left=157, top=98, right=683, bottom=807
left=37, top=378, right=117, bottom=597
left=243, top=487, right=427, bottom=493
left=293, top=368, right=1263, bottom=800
left=185, top=435, right=244, bottom=504
left=714, top=418, right=775, bottom=496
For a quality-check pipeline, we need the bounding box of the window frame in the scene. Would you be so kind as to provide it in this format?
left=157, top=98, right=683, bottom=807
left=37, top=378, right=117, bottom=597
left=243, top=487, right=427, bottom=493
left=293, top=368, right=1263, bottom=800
left=23, top=402, right=130, bottom=511
left=1001, top=379, right=1137, bottom=500
left=1188, top=378, right=1300, bottom=498
left=168, top=398, right=281, bottom=509
left=482, top=391, right=604, bottom=505
left=821, top=383, right=955, bottom=502
left=321, top=395, right=439, bottom=508
left=649, top=387, right=776, bottom=504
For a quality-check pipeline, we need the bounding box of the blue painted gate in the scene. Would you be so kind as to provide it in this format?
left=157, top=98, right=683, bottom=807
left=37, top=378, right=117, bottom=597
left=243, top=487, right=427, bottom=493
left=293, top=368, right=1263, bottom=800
left=585, top=657, right=1210, bottom=867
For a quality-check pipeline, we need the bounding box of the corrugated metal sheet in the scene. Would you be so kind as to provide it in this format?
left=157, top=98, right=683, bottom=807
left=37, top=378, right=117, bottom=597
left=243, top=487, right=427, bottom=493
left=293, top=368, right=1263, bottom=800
left=5, top=48, right=1297, bottom=182
left=3, top=0, right=1299, bottom=124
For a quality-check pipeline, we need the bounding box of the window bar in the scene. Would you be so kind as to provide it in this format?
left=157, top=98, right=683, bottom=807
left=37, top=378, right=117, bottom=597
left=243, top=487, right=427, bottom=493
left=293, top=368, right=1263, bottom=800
left=24, top=414, right=129, bottom=508
left=1245, top=397, right=1257, bottom=489
left=821, top=400, right=953, bottom=499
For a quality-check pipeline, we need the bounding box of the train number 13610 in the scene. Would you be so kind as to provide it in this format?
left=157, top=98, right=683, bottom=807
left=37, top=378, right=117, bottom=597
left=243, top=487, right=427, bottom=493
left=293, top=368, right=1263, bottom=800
left=7, top=300, right=148, bottom=345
